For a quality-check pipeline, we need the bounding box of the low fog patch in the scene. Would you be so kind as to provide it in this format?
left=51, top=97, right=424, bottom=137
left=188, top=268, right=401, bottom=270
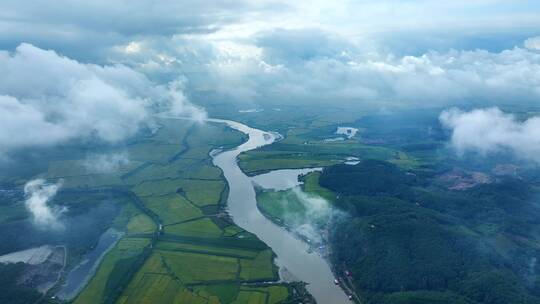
left=281, top=187, right=345, bottom=244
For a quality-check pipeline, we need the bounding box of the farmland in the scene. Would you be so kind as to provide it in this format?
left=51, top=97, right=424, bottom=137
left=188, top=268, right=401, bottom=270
left=231, top=107, right=405, bottom=176
left=55, top=118, right=300, bottom=303
left=0, top=116, right=309, bottom=303
left=246, top=107, right=540, bottom=303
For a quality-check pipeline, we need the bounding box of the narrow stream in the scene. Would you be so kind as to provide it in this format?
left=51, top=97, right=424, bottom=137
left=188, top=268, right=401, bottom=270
left=210, top=119, right=349, bottom=304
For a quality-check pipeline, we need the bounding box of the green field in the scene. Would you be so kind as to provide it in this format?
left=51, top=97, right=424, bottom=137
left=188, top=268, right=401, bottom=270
left=256, top=171, right=337, bottom=231
left=141, top=194, right=203, bottom=225
left=4, top=108, right=374, bottom=304
left=236, top=112, right=403, bottom=175
left=257, top=189, right=308, bottom=226
left=165, top=218, right=224, bottom=238
left=301, top=171, right=336, bottom=202
left=74, top=238, right=151, bottom=304
left=59, top=118, right=295, bottom=303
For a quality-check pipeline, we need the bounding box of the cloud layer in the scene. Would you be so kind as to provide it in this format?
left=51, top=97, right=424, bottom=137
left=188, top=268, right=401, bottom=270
left=24, top=179, right=65, bottom=230
left=0, top=43, right=205, bottom=157
left=2, top=1, right=540, bottom=59
left=0, top=0, right=276, bottom=61
left=525, top=36, right=540, bottom=51
left=1, top=2, right=539, bottom=110
left=186, top=29, right=540, bottom=106
left=440, top=107, right=540, bottom=163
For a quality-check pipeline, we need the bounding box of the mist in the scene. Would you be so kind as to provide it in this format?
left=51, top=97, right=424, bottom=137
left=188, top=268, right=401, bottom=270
left=282, top=187, right=345, bottom=244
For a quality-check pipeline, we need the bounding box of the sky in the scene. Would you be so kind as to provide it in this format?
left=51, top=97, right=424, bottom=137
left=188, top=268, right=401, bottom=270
left=1, top=0, right=540, bottom=157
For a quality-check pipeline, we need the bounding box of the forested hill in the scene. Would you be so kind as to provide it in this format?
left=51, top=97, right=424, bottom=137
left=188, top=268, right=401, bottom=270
left=320, top=160, right=418, bottom=197
left=321, top=160, right=540, bottom=304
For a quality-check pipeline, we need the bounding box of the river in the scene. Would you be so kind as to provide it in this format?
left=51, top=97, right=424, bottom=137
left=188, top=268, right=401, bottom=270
left=210, top=118, right=350, bottom=304
left=56, top=228, right=123, bottom=300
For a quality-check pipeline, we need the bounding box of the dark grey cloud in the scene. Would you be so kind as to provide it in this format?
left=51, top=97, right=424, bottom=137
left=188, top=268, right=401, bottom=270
left=0, top=0, right=283, bottom=61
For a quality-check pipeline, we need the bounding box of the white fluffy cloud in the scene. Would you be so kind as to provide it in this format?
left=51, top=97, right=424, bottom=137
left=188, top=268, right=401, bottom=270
left=440, top=107, right=540, bottom=163
left=198, top=30, right=540, bottom=105
left=1, top=2, right=540, bottom=114
left=6, top=1, right=532, bottom=108
left=0, top=43, right=205, bottom=156
left=24, top=179, right=65, bottom=230
left=525, top=36, right=540, bottom=51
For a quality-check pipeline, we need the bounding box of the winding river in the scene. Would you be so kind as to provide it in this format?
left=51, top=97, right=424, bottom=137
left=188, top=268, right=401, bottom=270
left=210, top=119, right=349, bottom=304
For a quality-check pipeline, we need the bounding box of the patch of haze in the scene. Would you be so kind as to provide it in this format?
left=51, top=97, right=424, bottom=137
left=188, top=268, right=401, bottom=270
left=284, top=187, right=345, bottom=244
left=24, top=179, right=66, bottom=230
left=83, top=152, right=130, bottom=174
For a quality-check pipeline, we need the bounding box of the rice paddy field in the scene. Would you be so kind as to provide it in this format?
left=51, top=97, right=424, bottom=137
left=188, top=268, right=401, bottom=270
left=34, top=118, right=298, bottom=303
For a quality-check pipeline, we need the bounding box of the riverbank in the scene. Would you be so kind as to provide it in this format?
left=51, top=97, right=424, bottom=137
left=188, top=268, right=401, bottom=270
left=210, top=119, right=350, bottom=304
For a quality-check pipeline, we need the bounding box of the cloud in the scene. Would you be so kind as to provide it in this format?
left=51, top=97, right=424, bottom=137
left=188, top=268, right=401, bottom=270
left=24, top=179, right=66, bottom=230
left=167, top=79, right=208, bottom=121
left=255, top=29, right=354, bottom=64
left=197, top=30, right=540, bottom=105
left=0, top=0, right=283, bottom=61
left=83, top=152, right=130, bottom=174
left=3, top=1, right=539, bottom=53
left=440, top=107, right=540, bottom=163
left=1, top=2, right=540, bottom=112
left=525, top=36, right=540, bottom=51
left=6, top=1, right=532, bottom=108
left=0, top=43, right=205, bottom=157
